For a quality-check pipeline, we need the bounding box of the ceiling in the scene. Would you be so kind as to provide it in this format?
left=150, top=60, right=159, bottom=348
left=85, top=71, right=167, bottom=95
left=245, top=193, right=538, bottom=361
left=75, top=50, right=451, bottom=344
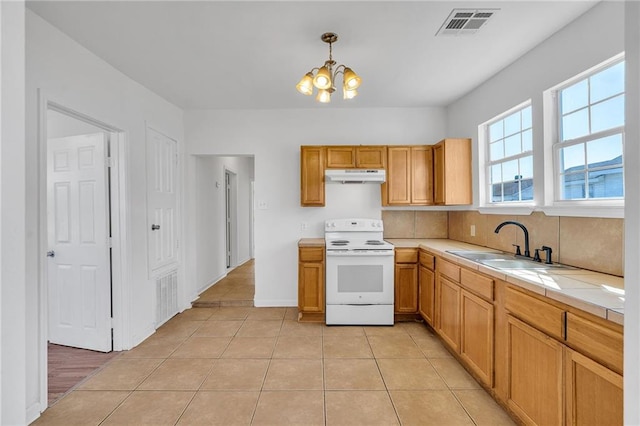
left=26, top=1, right=600, bottom=110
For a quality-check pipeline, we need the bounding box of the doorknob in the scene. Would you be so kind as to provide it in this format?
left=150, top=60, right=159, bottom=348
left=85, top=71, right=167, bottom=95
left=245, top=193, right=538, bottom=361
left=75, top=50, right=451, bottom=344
left=46, top=250, right=55, bottom=258
left=151, top=224, right=160, bottom=231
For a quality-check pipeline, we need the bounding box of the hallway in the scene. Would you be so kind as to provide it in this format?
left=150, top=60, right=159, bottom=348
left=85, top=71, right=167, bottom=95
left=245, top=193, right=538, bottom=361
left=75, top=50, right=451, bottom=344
left=192, top=260, right=255, bottom=308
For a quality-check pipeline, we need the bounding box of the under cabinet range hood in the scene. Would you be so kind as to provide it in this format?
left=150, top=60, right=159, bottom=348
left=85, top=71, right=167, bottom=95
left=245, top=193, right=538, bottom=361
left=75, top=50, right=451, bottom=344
left=325, top=169, right=386, bottom=184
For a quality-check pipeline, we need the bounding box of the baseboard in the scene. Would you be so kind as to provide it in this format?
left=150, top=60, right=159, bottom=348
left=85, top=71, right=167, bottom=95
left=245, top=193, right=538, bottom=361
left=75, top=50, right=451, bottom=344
left=253, top=299, right=297, bottom=307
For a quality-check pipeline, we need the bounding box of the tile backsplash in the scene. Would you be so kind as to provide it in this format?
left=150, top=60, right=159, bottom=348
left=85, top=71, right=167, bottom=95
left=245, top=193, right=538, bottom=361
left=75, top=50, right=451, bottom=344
left=383, top=210, right=623, bottom=277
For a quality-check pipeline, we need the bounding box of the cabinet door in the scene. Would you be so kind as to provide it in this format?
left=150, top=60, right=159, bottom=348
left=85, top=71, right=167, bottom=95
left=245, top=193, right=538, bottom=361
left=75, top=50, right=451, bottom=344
left=298, top=261, right=324, bottom=313
left=507, top=315, right=563, bottom=426
left=356, top=146, right=386, bottom=169
left=386, top=147, right=411, bottom=205
left=395, top=263, right=418, bottom=313
left=433, top=142, right=445, bottom=205
left=565, top=348, right=622, bottom=426
left=460, top=289, right=493, bottom=387
left=326, top=146, right=356, bottom=168
left=418, top=265, right=435, bottom=325
left=300, top=146, right=325, bottom=206
left=411, top=146, right=433, bottom=205
left=436, top=275, right=461, bottom=352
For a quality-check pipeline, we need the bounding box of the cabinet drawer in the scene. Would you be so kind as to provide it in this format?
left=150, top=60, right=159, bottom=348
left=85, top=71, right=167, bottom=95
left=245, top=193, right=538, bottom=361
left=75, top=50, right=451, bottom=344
left=395, top=248, right=418, bottom=263
left=505, top=286, right=564, bottom=340
left=438, top=258, right=460, bottom=282
left=565, top=312, right=623, bottom=374
left=299, top=247, right=324, bottom=262
left=460, top=269, right=493, bottom=301
left=419, top=250, right=435, bottom=271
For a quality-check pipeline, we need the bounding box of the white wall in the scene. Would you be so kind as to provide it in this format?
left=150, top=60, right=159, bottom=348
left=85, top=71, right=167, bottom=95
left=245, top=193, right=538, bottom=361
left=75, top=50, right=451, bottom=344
left=25, top=10, right=184, bottom=420
left=625, top=2, right=640, bottom=423
left=184, top=107, right=447, bottom=306
left=1, top=2, right=27, bottom=424
left=192, top=155, right=254, bottom=294
left=446, top=2, right=624, bottom=207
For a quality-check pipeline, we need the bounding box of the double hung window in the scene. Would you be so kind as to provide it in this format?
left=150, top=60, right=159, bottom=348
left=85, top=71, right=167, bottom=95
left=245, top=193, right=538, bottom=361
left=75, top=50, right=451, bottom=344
left=554, top=59, right=625, bottom=201
left=485, top=104, right=533, bottom=203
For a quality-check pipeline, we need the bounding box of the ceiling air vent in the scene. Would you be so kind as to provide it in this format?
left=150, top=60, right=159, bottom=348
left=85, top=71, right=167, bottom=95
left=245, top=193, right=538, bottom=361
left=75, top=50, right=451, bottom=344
left=436, top=9, right=499, bottom=36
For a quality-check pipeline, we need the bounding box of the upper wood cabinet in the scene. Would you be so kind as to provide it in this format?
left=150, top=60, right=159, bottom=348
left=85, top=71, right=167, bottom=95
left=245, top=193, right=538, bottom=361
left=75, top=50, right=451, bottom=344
left=433, top=138, right=472, bottom=205
left=383, top=145, right=433, bottom=206
left=300, top=146, right=326, bottom=206
left=326, top=146, right=387, bottom=169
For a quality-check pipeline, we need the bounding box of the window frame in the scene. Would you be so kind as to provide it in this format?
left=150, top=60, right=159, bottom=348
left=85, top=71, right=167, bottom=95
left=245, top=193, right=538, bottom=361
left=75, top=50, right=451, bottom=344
left=479, top=100, right=535, bottom=212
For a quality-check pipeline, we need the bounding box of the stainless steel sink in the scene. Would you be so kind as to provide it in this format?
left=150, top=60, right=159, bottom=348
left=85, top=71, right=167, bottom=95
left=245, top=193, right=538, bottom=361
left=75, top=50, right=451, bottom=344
left=446, top=250, right=575, bottom=270
left=446, top=250, right=516, bottom=261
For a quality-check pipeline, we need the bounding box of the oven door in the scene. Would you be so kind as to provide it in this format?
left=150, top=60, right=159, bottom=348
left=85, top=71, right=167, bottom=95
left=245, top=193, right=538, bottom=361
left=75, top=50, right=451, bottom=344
left=325, top=250, right=394, bottom=305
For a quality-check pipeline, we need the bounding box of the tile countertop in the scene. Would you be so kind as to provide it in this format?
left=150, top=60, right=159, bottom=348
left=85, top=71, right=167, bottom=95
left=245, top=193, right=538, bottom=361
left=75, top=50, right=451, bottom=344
left=387, top=238, right=625, bottom=326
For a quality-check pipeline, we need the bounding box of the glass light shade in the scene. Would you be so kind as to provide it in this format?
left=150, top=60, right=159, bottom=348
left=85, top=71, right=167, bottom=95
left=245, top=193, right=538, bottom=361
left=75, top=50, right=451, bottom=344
left=316, top=89, right=331, bottom=103
left=313, top=66, right=332, bottom=90
left=343, top=88, right=357, bottom=100
left=343, top=67, right=362, bottom=89
left=296, top=73, right=314, bottom=95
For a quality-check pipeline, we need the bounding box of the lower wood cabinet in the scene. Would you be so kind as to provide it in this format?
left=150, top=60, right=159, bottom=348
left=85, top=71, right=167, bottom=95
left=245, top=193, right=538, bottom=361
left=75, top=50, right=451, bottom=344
left=298, top=246, right=324, bottom=322
left=506, top=315, right=564, bottom=426
left=418, top=265, right=435, bottom=325
left=565, top=347, right=623, bottom=426
left=460, top=289, right=493, bottom=386
left=395, top=248, right=418, bottom=314
left=436, top=275, right=461, bottom=352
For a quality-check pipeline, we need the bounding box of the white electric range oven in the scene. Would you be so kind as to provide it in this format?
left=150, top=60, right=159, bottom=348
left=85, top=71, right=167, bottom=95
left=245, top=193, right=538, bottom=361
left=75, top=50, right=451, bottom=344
left=324, top=218, right=395, bottom=325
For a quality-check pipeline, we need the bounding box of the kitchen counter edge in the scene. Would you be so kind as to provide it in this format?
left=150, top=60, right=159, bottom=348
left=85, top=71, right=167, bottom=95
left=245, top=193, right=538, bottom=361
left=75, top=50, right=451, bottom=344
left=386, top=238, right=624, bottom=326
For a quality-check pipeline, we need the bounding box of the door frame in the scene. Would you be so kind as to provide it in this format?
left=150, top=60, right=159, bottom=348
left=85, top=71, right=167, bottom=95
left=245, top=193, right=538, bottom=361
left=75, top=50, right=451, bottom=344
left=224, top=167, right=238, bottom=268
left=37, top=92, right=130, bottom=412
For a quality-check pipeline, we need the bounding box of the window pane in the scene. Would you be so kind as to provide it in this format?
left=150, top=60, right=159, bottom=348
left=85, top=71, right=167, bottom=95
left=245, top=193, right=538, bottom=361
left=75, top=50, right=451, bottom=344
left=491, top=183, right=503, bottom=202
left=587, top=134, right=623, bottom=168
left=522, top=129, right=532, bottom=152
left=504, top=134, right=521, bottom=157
left=588, top=168, right=623, bottom=198
left=503, top=159, right=518, bottom=181
left=562, top=172, right=586, bottom=199
left=560, top=143, right=585, bottom=173
left=489, top=121, right=503, bottom=142
left=591, top=94, right=624, bottom=134
left=520, top=178, right=534, bottom=201
left=590, top=61, right=624, bottom=103
left=561, top=80, right=588, bottom=114
left=503, top=181, right=520, bottom=201
left=520, top=155, right=533, bottom=179
left=522, top=106, right=532, bottom=129
left=562, top=109, right=589, bottom=141
left=490, top=140, right=504, bottom=161
left=491, top=164, right=502, bottom=184
left=504, top=112, right=521, bottom=136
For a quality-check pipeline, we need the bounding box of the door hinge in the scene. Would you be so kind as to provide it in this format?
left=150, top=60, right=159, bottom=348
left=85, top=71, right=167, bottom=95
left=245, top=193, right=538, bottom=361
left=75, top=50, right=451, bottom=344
left=106, top=157, right=115, bottom=168
left=110, top=317, right=115, bottom=329
left=108, top=237, right=113, bottom=248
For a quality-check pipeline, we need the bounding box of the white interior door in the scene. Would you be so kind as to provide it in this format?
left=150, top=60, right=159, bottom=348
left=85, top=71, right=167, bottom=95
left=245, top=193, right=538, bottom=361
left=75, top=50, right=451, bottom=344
left=147, top=127, right=178, bottom=275
left=47, top=133, right=112, bottom=352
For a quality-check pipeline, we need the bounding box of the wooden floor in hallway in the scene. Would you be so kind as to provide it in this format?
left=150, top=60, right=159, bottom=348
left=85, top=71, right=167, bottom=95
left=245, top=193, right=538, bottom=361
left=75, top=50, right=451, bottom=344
left=192, top=259, right=255, bottom=308
left=48, top=343, right=119, bottom=406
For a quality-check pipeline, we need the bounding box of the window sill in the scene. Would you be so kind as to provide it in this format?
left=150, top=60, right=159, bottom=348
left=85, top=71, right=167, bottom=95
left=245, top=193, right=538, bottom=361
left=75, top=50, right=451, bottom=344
left=541, top=203, right=624, bottom=218
left=478, top=205, right=536, bottom=215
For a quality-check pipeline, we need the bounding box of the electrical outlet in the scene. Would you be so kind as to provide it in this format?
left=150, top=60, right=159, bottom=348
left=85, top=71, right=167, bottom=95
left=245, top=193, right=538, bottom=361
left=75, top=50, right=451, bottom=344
left=301, top=222, right=308, bottom=231
left=470, top=225, right=476, bottom=237
left=257, top=201, right=268, bottom=210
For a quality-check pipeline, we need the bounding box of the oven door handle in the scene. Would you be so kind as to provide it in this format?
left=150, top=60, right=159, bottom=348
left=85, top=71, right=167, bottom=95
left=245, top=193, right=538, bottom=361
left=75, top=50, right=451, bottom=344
left=326, top=250, right=395, bottom=257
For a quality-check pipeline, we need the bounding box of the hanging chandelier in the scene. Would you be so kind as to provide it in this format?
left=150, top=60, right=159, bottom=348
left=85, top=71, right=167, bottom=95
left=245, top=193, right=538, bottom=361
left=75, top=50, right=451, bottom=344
left=296, top=32, right=362, bottom=103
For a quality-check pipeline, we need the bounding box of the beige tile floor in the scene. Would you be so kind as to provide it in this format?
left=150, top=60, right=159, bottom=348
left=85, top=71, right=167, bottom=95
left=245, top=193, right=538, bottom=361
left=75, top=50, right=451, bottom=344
left=34, top=307, right=515, bottom=425
left=192, top=260, right=255, bottom=308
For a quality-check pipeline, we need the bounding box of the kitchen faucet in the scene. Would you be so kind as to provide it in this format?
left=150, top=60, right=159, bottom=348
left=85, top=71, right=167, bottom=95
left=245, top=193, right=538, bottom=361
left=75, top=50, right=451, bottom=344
left=494, top=221, right=530, bottom=258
